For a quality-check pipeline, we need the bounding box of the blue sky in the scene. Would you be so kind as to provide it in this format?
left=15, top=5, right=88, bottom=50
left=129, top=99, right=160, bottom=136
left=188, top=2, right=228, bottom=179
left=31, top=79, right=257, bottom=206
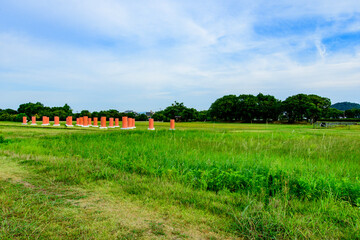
left=1, top=0, right=359, bottom=112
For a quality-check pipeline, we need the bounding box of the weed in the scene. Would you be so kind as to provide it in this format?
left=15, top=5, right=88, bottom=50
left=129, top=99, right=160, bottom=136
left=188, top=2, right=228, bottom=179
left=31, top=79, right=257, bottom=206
left=147, top=221, right=165, bottom=236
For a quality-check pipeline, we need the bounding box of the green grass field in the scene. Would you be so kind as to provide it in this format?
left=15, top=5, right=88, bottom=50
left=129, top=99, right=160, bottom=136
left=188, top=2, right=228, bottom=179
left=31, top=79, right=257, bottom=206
left=1, top=121, right=359, bottom=239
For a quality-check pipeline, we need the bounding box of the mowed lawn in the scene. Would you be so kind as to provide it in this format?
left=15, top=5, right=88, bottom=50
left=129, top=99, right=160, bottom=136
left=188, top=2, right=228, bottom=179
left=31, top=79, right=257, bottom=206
left=0, top=121, right=359, bottom=239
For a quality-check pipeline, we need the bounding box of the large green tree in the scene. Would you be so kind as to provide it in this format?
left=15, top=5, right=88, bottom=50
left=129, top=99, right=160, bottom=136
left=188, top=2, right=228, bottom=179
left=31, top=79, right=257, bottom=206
left=17, top=102, right=44, bottom=117
left=17, top=102, right=72, bottom=120
left=282, top=94, right=312, bottom=123
left=162, top=102, right=198, bottom=121
left=152, top=111, right=165, bottom=121
left=345, top=109, right=360, bottom=118
left=256, top=93, right=281, bottom=122
left=151, top=102, right=200, bottom=122
left=163, top=102, right=186, bottom=119
left=209, top=95, right=238, bottom=121
left=197, top=110, right=210, bottom=121
left=306, top=94, right=331, bottom=123
left=80, top=110, right=92, bottom=117
left=209, top=94, right=281, bottom=122
left=237, top=94, right=258, bottom=122
left=283, top=94, right=331, bottom=123
left=325, top=108, right=344, bottom=119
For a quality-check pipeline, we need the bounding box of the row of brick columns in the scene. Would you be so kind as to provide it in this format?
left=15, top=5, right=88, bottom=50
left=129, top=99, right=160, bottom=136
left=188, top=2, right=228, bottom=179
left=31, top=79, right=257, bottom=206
left=23, top=116, right=175, bottom=130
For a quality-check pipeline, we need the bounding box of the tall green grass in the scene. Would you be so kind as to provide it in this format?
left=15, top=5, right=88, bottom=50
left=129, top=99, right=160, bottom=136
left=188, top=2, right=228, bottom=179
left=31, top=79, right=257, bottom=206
left=7, top=129, right=360, bottom=204
left=1, top=122, right=360, bottom=238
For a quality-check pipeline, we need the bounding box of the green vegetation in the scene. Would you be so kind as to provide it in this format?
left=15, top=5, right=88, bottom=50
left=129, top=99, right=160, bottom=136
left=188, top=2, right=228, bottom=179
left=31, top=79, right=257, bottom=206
left=1, top=121, right=360, bottom=239
left=152, top=101, right=204, bottom=122
left=209, top=93, right=281, bottom=122
left=331, top=102, right=360, bottom=111
left=3, top=95, right=360, bottom=124
left=344, top=109, right=360, bottom=119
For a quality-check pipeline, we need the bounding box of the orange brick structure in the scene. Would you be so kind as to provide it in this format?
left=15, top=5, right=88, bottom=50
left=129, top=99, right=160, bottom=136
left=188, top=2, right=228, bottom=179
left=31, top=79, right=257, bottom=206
left=54, top=116, right=60, bottom=126
left=42, top=116, right=50, bottom=126
left=170, top=119, right=175, bottom=130
left=66, top=116, right=74, bottom=127
left=22, top=116, right=27, bottom=125
left=121, top=116, right=128, bottom=129
left=148, top=118, right=155, bottom=130
left=93, top=117, right=99, bottom=127
left=100, top=116, right=107, bottom=129
left=31, top=116, right=37, bottom=125
left=109, top=118, right=114, bottom=128
left=83, top=116, right=89, bottom=127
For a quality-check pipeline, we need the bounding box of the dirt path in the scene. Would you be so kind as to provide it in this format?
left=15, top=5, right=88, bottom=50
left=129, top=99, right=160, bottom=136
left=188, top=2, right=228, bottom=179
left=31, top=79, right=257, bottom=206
left=0, top=153, right=239, bottom=239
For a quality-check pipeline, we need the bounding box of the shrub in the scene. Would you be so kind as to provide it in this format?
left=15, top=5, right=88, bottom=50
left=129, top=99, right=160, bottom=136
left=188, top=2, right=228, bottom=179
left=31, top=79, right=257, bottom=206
left=0, top=112, right=16, bottom=121
left=14, top=113, right=28, bottom=122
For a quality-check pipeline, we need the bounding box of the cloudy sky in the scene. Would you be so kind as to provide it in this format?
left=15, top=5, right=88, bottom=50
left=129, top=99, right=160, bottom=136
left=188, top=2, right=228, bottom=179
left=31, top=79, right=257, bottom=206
left=1, top=1, right=359, bottom=112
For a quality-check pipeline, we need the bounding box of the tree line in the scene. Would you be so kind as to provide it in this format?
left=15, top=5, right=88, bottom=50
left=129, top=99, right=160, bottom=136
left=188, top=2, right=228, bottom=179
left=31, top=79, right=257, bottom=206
left=1, top=93, right=359, bottom=123
left=208, top=93, right=359, bottom=123
left=153, top=93, right=358, bottom=123
left=0, top=102, right=149, bottom=122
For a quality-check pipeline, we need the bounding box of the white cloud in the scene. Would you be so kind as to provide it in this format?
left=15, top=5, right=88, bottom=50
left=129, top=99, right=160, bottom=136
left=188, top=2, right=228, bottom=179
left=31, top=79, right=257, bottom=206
left=315, top=39, right=327, bottom=58
left=1, top=0, right=360, bottom=111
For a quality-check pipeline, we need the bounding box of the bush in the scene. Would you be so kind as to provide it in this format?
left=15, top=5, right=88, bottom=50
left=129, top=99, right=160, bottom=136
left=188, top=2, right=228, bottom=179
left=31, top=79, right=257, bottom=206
left=14, top=113, right=28, bottom=122
left=136, top=114, right=148, bottom=121
left=0, top=112, right=16, bottom=121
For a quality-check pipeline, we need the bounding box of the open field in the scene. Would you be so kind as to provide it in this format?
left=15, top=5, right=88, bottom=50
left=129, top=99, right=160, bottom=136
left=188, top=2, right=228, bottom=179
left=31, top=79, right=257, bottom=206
left=1, top=121, right=360, bottom=239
